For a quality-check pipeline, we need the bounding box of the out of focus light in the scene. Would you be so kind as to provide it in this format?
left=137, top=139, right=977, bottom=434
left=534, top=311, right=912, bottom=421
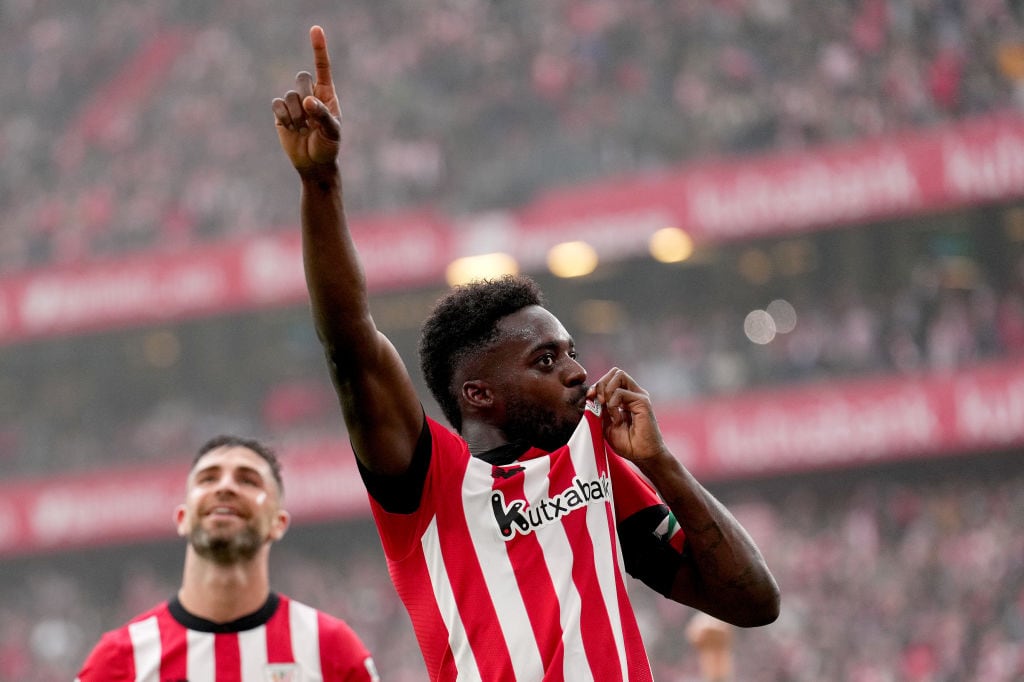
left=143, top=331, right=181, bottom=368
left=766, top=298, right=797, bottom=333
left=738, top=248, right=773, bottom=284
left=744, top=309, right=777, bottom=344
left=574, top=299, right=625, bottom=334
left=446, top=253, right=519, bottom=286
left=649, top=227, right=694, bottom=263
left=547, top=241, right=598, bottom=278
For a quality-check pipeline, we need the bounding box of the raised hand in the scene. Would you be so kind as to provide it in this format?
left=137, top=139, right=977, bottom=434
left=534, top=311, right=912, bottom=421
left=272, top=25, right=341, bottom=173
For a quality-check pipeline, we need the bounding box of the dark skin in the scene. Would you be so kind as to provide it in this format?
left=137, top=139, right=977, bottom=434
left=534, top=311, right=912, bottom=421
left=273, top=25, right=779, bottom=628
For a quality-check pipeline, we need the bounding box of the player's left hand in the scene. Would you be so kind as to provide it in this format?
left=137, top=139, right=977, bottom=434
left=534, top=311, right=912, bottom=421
left=272, top=25, right=341, bottom=175
left=586, top=368, right=668, bottom=463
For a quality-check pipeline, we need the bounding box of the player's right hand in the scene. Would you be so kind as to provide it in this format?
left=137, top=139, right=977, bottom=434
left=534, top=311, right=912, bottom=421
left=272, top=25, right=341, bottom=174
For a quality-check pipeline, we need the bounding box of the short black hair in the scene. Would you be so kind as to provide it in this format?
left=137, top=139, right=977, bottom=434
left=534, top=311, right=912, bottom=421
left=192, top=434, right=284, bottom=495
left=418, top=274, right=544, bottom=432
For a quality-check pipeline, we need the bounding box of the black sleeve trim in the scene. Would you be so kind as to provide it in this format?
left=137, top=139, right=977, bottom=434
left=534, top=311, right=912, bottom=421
left=617, top=504, right=686, bottom=597
left=356, top=414, right=432, bottom=514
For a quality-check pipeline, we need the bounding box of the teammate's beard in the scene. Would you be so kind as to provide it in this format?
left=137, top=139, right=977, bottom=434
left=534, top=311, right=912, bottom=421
left=189, top=524, right=264, bottom=565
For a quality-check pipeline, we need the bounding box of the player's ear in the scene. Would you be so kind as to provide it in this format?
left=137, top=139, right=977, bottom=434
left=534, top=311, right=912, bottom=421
left=173, top=504, right=189, bottom=536
left=461, top=379, right=493, bottom=409
left=270, top=509, right=291, bottom=541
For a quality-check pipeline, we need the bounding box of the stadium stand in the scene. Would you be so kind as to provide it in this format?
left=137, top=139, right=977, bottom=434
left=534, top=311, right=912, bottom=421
left=2, top=0, right=1022, bottom=270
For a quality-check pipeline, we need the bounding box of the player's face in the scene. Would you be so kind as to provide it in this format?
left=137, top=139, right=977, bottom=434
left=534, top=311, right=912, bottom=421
left=176, top=447, right=289, bottom=565
left=485, top=305, right=589, bottom=451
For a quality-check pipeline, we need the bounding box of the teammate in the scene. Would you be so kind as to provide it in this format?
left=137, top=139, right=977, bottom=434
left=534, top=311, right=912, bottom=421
left=273, top=25, right=779, bottom=681
left=76, top=435, right=379, bottom=681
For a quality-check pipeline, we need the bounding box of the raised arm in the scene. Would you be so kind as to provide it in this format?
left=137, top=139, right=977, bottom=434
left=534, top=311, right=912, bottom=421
left=272, top=26, right=423, bottom=475
left=589, top=368, right=780, bottom=627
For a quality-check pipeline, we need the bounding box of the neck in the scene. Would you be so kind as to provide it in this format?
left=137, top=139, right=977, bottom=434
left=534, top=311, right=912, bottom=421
left=177, top=546, right=271, bottom=623
left=461, top=420, right=512, bottom=456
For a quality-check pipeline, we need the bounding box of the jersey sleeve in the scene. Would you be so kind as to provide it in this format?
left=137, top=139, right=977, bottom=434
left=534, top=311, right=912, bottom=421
left=76, top=628, right=135, bottom=682
left=606, top=448, right=663, bottom=521
left=358, top=412, right=432, bottom=514
left=607, top=448, right=688, bottom=596
left=365, top=416, right=469, bottom=561
left=317, top=611, right=380, bottom=682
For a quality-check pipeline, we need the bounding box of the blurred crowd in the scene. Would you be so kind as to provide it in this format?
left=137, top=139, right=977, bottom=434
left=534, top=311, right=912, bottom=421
left=1, top=454, right=1021, bottom=681
left=2, top=209, right=1022, bottom=479
left=577, top=241, right=1024, bottom=406
left=2, top=0, right=1024, bottom=273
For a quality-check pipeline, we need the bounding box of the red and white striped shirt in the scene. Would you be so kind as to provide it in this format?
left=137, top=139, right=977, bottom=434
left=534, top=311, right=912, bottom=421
left=76, top=593, right=378, bottom=682
left=369, top=403, right=661, bottom=681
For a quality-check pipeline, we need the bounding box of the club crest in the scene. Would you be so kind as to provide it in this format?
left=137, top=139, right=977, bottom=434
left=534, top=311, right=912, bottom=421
left=264, top=664, right=299, bottom=682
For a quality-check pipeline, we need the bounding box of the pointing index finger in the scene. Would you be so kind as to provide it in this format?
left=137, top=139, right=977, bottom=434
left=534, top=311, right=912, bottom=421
left=309, top=25, right=334, bottom=90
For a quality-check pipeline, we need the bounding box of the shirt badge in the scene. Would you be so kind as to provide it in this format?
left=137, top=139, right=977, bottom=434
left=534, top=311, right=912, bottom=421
left=264, top=664, right=300, bottom=682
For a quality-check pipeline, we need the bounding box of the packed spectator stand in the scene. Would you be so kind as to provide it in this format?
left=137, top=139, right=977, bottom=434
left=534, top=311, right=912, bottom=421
left=2, top=0, right=1021, bottom=270
left=2, top=0, right=1024, bottom=679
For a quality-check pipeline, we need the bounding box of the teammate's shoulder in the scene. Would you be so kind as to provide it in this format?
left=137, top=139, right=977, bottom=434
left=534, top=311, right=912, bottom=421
left=77, top=610, right=149, bottom=681
left=274, top=597, right=374, bottom=675
left=277, top=594, right=340, bottom=624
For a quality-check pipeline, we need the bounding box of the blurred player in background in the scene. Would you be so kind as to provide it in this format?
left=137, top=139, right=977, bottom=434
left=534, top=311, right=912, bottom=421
left=687, top=613, right=735, bottom=682
left=273, top=25, right=778, bottom=681
left=76, top=435, right=379, bottom=681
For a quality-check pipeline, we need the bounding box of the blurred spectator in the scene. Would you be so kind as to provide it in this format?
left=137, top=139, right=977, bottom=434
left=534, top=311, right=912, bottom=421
left=686, top=613, right=735, bottom=682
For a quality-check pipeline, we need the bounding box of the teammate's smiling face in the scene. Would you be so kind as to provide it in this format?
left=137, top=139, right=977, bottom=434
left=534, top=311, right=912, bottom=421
left=175, top=446, right=290, bottom=565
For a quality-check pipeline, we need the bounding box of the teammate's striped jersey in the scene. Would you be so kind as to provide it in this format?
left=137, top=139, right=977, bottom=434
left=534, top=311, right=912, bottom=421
left=76, top=592, right=379, bottom=682
left=369, top=403, right=661, bottom=681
